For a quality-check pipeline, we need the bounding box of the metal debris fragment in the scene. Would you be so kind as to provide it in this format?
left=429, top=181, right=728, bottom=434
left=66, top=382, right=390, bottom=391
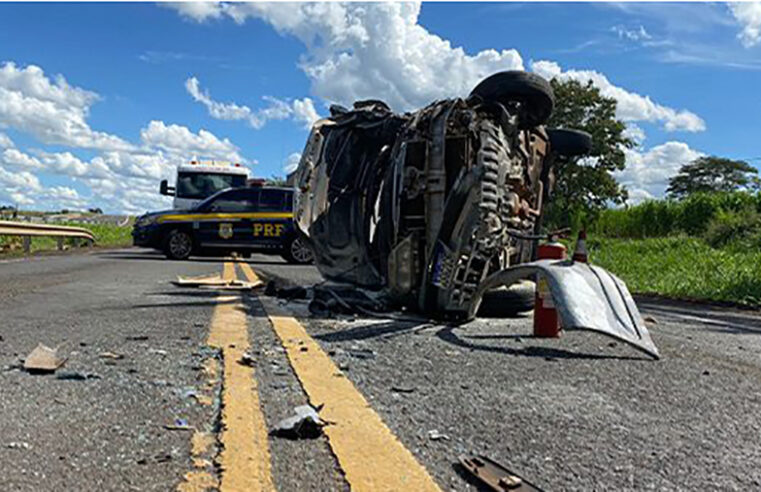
left=427, top=430, right=450, bottom=441
left=459, top=454, right=543, bottom=491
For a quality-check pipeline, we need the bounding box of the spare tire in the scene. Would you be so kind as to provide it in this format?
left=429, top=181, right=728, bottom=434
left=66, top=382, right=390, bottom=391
left=469, top=71, right=554, bottom=129
left=477, top=281, right=535, bottom=317
left=547, top=128, right=593, bottom=157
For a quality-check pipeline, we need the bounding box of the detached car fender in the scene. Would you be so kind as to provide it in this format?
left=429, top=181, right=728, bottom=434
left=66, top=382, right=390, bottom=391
left=470, top=259, right=659, bottom=359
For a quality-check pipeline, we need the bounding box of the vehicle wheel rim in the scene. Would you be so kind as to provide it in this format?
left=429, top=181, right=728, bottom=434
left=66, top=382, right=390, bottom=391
left=291, top=238, right=313, bottom=263
left=170, top=233, right=192, bottom=258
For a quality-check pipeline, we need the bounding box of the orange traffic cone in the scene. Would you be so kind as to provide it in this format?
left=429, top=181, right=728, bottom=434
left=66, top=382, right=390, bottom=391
left=572, top=230, right=588, bottom=263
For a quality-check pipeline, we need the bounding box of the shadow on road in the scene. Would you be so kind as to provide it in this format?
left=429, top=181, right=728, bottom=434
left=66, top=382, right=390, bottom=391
left=95, top=250, right=287, bottom=265
left=315, top=320, right=432, bottom=343
left=436, top=326, right=649, bottom=361
left=636, top=297, right=761, bottom=335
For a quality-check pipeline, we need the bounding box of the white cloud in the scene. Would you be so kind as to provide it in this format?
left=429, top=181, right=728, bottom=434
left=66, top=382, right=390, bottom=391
left=283, top=152, right=301, bottom=174
left=0, top=62, right=251, bottom=213
left=729, top=2, right=761, bottom=47
left=186, top=76, right=319, bottom=129
left=0, top=132, right=13, bottom=149
left=0, top=62, right=133, bottom=151
left=612, top=25, right=652, bottom=41
left=616, top=141, right=703, bottom=202
left=169, top=2, right=524, bottom=111
left=531, top=60, right=706, bottom=132
left=622, top=124, right=646, bottom=145
left=168, top=1, right=224, bottom=22
left=139, top=120, right=243, bottom=162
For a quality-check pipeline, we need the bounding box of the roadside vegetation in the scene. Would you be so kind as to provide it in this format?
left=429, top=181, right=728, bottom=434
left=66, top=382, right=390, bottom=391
left=539, top=77, right=761, bottom=307
left=583, top=191, right=761, bottom=307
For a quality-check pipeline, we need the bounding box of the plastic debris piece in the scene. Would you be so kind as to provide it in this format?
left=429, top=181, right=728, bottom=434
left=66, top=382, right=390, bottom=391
left=150, top=349, right=168, bottom=356
left=427, top=429, right=450, bottom=441
left=164, top=418, right=192, bottom=431
left=271, top=405, right=325, bottom=439
left=99, top=351, right=124, bottom=360
left=23, top=344, right=66, bottom=373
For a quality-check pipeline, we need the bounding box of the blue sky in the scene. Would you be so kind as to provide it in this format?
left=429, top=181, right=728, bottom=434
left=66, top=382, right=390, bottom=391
left=0, top=2, right=759, bottom=213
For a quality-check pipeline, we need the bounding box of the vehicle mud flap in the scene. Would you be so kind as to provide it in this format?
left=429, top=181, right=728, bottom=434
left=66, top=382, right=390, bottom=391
left=469, top=259, right=660, bottom=359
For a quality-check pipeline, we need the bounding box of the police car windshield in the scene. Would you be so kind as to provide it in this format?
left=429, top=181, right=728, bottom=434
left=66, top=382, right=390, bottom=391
left=193, top=189, right=232, bottom=211
left=176, top=172, right=247, bottom=200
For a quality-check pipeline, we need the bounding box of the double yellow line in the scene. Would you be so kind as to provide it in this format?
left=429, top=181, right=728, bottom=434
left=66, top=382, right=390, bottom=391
left=182, top=261, right=441, bottom=492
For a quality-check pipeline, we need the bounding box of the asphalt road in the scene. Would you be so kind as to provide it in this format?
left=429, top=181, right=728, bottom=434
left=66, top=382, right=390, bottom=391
left=1, top=248, right=760, bottom=491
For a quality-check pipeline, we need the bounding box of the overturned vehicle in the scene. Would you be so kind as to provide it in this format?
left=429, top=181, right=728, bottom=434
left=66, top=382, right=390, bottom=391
left=292, top=71, right=658, bottom=358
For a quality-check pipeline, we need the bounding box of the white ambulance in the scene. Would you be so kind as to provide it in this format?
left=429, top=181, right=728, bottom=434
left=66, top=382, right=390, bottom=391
left=160, top=160, right=250, bottom=210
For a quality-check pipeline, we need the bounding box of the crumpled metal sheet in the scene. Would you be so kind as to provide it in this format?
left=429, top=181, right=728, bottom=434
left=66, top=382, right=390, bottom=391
left=471, top=259, right=660, bottom=359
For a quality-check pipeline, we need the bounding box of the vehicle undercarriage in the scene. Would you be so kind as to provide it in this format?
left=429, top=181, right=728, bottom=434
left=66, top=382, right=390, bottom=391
left=292, top=71, right=659, bottom=358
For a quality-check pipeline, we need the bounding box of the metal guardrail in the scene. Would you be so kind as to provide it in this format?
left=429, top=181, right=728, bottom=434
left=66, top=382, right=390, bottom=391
left=0, top=220, right=96, bottom=253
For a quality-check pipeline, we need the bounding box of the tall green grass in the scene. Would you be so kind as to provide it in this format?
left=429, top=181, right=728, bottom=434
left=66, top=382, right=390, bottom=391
left=591, top=192, right=761, bottom=238
left=590, top=237, right=761, bottom=307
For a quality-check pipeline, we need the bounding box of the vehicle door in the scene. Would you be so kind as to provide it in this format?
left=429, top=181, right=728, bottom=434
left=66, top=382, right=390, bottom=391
left=195, top=188, right=258, bottom=248
left=252, top=188, right=290, bottom=249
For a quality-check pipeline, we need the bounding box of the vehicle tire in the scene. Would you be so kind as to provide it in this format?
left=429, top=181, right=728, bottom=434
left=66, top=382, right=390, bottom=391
left=477, top=281, right=535, bottom=318
left=469, top=71, right=555, bottom=129
left=164, top=229, right=194, bottom=260
left=282, top=236, right=314, bottom=265
left=547, top=128, right=592, bottom=157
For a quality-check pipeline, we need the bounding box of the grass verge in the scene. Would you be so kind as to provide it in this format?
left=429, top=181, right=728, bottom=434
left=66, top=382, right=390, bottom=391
left=590, top=237, right=761, bottom=307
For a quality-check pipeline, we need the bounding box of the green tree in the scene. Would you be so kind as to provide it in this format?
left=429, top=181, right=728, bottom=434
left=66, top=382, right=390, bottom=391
left=666, top=156, right=758, bottom=199
left=265, top=175, right=287, bottom=186
left=543, top=78, right=634, bottom=228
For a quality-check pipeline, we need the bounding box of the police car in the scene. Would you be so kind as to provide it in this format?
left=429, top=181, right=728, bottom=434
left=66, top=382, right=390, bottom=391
left=132, top=186, right=313, bottom=264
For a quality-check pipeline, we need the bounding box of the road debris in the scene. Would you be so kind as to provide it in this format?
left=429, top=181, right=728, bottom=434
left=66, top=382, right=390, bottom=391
left=164, top=418, right=193, bottom=431
left=99, top=351, right=124, bottom=360
left=459, top=454, right=542, bottom=491
left=264, top=281, right=308, bottom=300
left=271, top=404, right=326, bottom=439
left=23, top=343, right=66, bottom=374
left=238, top=351, right=256, bottom=367
left=126, top=335, right=149, bottom=341
left=427, top=430, right=450, bottom=441
left=6, top=442, right=30, bottom=450
left=173, top=274, right=263, bottom=290
left=347, top=347, right=376, bottom=360
left=149, top=348, right=168, bottom=356
left=56, top=371, right=101, bottom=381
left=391, top=385, right=416, bottom=394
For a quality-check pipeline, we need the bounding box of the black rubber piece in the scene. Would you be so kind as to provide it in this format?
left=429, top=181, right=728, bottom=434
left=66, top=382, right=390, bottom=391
left=547, top=128, right=593, bottom=157
left=476, top=282, right=535, bottom=318
left=469, top=71, right=555, bottom=129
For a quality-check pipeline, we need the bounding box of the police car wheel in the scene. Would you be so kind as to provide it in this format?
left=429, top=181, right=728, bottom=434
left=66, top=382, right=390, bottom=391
left=165, top=230, right=193, bottom=260
left=283, top=237, right=313, bottom=264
